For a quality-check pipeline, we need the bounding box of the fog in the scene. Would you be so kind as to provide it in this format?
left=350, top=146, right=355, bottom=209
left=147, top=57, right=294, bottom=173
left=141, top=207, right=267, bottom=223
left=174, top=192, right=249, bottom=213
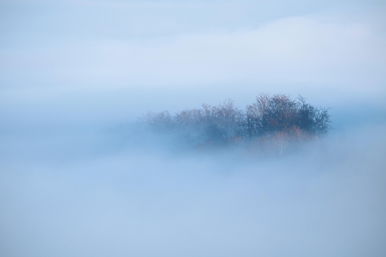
left=1, top=96, right=386, bottom=257
left=1, top=0, right=386, bottom=256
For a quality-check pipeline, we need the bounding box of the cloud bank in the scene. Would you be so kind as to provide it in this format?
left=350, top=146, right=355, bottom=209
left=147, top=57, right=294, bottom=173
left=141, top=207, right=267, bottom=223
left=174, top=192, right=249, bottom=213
left=1, top=123, right=386, bottom=257
left=1, top=1, right=385, bottom=100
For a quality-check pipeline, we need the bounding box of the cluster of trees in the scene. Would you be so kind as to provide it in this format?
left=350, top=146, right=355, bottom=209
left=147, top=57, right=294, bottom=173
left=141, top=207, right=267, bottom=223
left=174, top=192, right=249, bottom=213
left=145, top=95, right=329, bottom=148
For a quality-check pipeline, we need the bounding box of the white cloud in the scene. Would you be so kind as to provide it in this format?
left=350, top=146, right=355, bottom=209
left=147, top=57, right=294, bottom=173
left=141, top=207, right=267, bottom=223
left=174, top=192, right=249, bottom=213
left=1, top=0, right=385, bottom=115
left=2, top=12, right=385, bottom=99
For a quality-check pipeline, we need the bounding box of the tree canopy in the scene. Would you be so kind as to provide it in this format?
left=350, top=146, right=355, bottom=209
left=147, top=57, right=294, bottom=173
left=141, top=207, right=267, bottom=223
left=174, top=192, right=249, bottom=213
left=145, top=95, right=329, bottom=148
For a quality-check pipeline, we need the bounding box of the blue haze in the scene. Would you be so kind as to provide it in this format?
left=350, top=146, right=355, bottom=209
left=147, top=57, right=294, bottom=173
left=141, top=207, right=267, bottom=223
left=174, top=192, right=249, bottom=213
left=1, top=1, right=386, bottom=257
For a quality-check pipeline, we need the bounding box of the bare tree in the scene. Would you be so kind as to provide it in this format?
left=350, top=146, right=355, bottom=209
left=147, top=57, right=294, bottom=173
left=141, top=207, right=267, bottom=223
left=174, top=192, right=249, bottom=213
left=145, top=95, right=329, bottom=148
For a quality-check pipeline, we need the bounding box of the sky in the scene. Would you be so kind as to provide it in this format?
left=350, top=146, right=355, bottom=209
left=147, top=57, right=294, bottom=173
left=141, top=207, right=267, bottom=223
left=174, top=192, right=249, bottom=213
left=1, top=0, right=386, bottom=118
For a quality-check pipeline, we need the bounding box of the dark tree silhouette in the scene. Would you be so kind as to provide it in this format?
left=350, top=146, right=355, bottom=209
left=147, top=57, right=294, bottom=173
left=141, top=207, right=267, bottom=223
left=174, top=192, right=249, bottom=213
left=145, top=95, right=329, bottom=148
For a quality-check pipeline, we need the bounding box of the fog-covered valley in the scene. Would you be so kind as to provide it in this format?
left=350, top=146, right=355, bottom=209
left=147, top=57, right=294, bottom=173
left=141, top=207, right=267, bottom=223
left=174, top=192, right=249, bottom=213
left=1, top=0, right=386, bottom=256
left=1, top=92, right=386, bottom=257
